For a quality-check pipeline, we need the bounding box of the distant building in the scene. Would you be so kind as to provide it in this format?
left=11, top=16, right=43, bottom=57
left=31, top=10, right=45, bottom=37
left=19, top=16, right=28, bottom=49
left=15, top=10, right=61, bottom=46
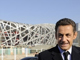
left=76, top=23, right=80, bottom=31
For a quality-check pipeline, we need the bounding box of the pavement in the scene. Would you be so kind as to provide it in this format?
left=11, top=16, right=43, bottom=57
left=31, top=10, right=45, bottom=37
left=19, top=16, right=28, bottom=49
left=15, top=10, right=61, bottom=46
left=0, top=53, right=35, bottom=60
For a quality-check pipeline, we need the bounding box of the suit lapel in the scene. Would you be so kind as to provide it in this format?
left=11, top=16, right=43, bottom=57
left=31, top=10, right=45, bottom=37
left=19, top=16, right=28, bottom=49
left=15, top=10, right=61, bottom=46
left=51, top=45, right=63, bottom=60
left=52, top=52, right=63, bottom=60
left=71, top=46, right=80, bottom=60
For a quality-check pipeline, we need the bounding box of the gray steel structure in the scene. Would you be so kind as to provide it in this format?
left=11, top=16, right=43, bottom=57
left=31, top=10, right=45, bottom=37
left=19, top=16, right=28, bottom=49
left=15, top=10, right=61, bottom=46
left=0, top=20, right=56, bottom=47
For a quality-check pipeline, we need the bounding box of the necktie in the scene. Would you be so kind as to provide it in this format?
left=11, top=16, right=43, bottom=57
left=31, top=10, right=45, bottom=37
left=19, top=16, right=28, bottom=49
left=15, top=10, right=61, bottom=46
left=63, top=51, right=69, bottom=60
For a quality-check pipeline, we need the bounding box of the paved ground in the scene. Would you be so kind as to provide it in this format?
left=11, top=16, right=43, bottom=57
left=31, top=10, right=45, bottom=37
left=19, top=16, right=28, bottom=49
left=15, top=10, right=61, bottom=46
left=0, top=53, right=35, bottom=60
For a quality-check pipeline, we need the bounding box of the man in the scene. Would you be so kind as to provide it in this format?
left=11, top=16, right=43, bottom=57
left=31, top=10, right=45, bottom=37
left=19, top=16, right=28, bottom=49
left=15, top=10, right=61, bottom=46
left=38, top=18, right=80, bottom=60
left=35, top=52, right=38, bottom=57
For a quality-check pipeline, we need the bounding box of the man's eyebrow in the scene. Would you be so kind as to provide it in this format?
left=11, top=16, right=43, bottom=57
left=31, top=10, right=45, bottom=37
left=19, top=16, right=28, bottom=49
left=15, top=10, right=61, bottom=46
left=58, top=33, right=63, bottom=36
left=58, top=33, right=63, bottom=34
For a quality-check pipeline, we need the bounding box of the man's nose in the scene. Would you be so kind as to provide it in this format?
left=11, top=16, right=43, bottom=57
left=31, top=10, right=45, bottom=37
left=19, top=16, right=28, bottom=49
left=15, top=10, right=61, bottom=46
left=62, top=36, right=66, bottom=41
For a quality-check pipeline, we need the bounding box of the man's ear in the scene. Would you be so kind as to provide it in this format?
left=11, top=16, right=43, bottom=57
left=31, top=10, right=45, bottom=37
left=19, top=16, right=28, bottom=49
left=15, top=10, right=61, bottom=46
left=73, top=31, right=77, bottom=40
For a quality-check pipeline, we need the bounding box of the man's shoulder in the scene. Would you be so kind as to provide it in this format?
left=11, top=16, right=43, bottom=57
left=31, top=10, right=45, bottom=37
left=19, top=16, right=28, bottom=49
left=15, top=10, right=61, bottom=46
left=73, top=45, right=80, bottom=51
left=38, top=47, right=57, bottom=60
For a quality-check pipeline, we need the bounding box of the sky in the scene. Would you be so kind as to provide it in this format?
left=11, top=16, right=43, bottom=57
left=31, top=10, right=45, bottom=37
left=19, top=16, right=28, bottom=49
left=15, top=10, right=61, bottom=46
left=0, top=0, right=80, bottom=25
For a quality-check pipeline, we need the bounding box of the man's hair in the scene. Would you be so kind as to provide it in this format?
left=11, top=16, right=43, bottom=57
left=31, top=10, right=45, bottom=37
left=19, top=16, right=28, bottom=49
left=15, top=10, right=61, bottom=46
left=55, top=18, right=76, bottom=33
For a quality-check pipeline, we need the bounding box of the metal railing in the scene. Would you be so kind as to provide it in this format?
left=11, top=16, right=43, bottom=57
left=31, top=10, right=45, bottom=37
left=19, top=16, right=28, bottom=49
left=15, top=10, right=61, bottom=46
left=0, top=48, right=42, bottom=60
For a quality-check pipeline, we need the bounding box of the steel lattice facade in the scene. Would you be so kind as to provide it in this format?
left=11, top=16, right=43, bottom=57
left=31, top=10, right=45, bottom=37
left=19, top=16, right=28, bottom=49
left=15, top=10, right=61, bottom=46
left=0, top=20, right=56, bottom=47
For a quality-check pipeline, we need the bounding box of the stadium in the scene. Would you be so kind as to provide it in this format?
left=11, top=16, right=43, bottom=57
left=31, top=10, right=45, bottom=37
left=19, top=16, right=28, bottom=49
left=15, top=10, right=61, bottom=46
left=0, top=20, right=80, bottom=48
left=0, top=20, right=56, bottom=48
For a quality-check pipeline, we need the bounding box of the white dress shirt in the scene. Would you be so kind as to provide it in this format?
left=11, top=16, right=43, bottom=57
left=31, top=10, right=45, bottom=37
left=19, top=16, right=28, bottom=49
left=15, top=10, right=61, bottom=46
left=58, top=46, right=72, bottom=60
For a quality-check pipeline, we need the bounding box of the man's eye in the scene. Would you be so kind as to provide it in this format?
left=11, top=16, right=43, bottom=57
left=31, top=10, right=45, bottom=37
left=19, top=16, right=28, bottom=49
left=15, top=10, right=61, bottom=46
left=66, top=34, right=70, bottom=37
left=59, top=34, right=63, bottom=37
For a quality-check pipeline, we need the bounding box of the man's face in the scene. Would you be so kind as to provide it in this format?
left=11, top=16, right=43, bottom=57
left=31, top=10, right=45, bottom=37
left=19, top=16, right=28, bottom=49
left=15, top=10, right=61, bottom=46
left=55, top=25, right=77, bottom=51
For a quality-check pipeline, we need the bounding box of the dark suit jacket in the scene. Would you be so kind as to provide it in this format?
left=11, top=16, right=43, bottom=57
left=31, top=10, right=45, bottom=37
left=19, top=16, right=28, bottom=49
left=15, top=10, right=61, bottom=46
left=38, top=45, right=80, bottom=60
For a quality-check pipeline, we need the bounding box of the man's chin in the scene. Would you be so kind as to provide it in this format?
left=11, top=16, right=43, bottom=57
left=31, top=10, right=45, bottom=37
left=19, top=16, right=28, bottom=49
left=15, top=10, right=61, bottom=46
left=60, top=45, right=69, bottom=50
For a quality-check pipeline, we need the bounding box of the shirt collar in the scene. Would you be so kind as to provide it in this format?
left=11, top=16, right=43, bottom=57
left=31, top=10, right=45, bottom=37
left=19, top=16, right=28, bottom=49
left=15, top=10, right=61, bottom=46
left=58, top=45, right=72, bottom=54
